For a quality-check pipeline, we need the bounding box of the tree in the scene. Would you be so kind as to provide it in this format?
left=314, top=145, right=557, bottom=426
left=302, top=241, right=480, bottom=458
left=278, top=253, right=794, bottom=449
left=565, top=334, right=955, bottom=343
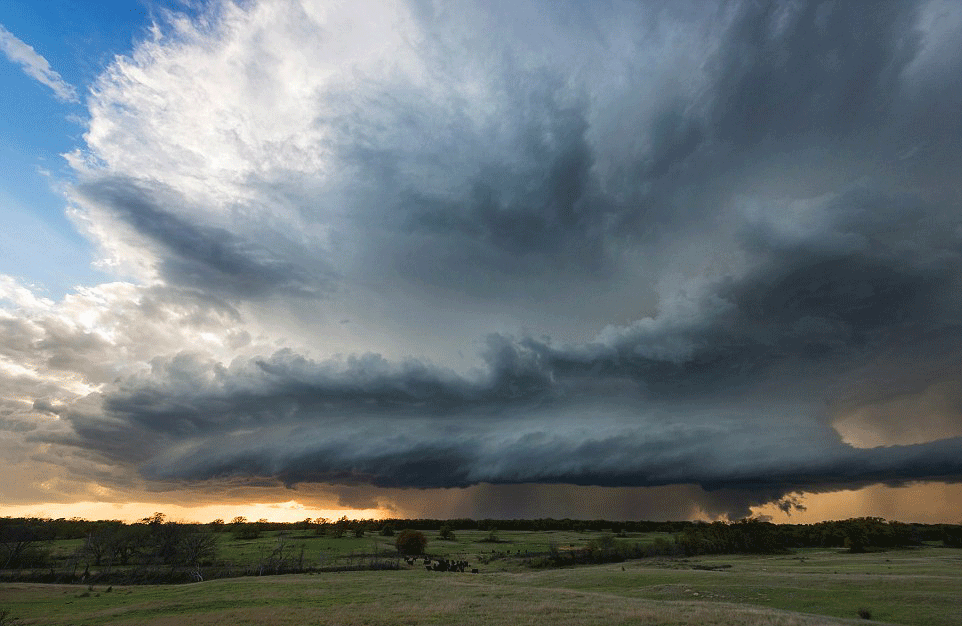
left=230, top=516, right=260, bottom=540
left=587, top=533, right=617, bottom=558
left=395, top=529, right=427, bottom=555
left=110, top=525, right=143, bottom=565
left=438, top=524, right=455, bottom=540
left=83, top=521, right=124, bottom=566
left=942, top=524, right=962, bottom=547
left=0, top=518, right=52, bottom=569
left=144, top=517, right=187, bottom=564
left=180, top=528, right=219, bottom=566
left=142, top=512, right=167, bottom=526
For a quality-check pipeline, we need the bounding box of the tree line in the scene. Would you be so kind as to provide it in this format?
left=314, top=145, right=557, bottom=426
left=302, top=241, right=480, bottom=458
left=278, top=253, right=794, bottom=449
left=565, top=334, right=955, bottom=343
left=2, top=514, right=959, bottom=582
left=535, top=517, right=948, bottom=567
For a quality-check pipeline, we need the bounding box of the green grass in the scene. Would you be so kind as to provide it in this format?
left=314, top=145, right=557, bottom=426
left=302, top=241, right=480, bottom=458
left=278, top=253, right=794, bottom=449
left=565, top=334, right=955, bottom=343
left=520, top=547, right=962, bottom=626
left=158, top=529, right=667, bottom=571
left=2, top=545, right=960, bottom=625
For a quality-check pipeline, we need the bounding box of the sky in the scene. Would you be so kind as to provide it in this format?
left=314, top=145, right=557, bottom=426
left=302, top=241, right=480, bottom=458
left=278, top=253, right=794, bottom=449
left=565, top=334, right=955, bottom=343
left=1, top=0, right=961, bottom=525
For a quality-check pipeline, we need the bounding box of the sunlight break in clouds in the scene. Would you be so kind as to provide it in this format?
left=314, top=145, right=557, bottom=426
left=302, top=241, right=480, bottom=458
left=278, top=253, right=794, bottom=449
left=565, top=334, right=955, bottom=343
left=0, top=23, right=78, bottom=102
left=2, top=0, right=962, bottom=522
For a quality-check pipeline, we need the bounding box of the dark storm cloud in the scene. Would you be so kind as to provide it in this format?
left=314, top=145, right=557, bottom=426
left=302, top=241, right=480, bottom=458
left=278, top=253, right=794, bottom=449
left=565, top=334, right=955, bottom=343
left=529, top=170, right=961, bottom=401
left=91, top=342, right=553, bottom=439
left=128, top=397, right=962, bottom=522
left=333, top=69, right=628, bottom=298
left=398, top=78, right=611, bottom=265
left=57, top=270, right=962, bottom=509
left=29, top=0, right=962, bottom=519
left=341, top=0, right=956, bottom=302
left=69, top=0, right=958, bottom=302
left=60, top=185, right=962, bottom=517
left=708, top=0, right=920, bottom=146
left=76, top=177, right=337, bottom=299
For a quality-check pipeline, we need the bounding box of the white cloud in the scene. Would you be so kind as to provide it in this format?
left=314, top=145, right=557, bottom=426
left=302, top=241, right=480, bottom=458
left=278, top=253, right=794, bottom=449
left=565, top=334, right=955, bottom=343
left=0, top=23, right=78, bottom=103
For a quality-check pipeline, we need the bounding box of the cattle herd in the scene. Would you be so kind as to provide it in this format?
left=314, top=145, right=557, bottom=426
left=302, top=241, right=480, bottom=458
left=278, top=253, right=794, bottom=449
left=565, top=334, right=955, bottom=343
left=404, top=557, right=478, bottom=574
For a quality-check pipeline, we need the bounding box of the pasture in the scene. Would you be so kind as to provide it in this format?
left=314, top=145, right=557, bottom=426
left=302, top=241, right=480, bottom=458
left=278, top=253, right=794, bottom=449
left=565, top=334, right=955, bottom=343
left=40, top=528, right=670, bottom=574
left=2, top=543, right=960, bottom=626
left=211, top=528, right=607, bottom=570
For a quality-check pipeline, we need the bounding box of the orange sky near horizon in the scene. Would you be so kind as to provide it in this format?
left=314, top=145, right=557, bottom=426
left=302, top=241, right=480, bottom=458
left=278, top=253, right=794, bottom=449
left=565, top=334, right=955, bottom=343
left=2, top=482, right=959, bottom=525
left=0, top=500, right=387, bottom=524
left=749, top=483, right=962, bottom=525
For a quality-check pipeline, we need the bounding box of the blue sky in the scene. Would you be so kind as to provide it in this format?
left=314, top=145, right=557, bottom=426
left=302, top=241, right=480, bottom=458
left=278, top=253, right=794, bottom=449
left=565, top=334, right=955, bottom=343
left=1, top=0, right=961, bottom=524
left=0, top=0, right=188, bottom=296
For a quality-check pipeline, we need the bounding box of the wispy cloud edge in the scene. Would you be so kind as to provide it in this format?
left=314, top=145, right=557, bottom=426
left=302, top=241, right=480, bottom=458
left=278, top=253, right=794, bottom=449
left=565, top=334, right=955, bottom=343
left=0, top=23, right=78, bottom=103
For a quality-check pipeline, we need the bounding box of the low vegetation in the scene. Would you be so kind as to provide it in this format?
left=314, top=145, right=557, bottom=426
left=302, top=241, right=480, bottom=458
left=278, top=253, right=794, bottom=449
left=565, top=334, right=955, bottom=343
left=1, top=515, right=961, bottom=624
left=394, top=529, right=427, bottom=556
left=1, top=546, right=961, bottom=625
left=0, top=514, right=956, bottom=584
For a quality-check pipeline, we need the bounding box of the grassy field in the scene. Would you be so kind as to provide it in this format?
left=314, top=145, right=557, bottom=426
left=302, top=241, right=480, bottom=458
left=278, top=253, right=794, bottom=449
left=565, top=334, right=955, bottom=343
left=2, top=544, right=960, bottom=625
left=53, top=528, right=669, bottom=572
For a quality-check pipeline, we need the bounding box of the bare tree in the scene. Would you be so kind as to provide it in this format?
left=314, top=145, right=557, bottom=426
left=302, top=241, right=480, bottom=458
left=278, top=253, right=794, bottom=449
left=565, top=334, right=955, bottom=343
left=0, top=518, right=52, bottom=569
left=180, top=528, right=219, bottom=566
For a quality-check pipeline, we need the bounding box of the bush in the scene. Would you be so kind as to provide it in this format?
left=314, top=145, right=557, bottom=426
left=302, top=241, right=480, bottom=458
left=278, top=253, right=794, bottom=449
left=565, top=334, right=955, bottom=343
left=0, top=608, right=25, bottom=626
left=587, top=534, right=617, bottom=554
left=942, top=525, right=962, bottom=548
left=230, top=518, right=261, bottom=541
left=395, top=530, right=427, bottom=555
left=439, top=525, right=455, bottom=540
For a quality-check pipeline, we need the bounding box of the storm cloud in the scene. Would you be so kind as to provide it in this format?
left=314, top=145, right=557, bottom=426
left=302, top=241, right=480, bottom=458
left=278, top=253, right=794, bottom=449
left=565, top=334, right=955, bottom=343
left=3, top=0, right=962, bottom=520
left=75, top=177, right=337, bottom=299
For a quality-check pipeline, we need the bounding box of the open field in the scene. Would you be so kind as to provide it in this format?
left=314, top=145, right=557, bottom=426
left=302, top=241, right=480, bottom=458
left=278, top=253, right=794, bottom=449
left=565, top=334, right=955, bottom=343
left=39, top=529, right=673, bottom=574
left=207, top=528, right=602, bottom=569
left=2, top=545, right=960, bottom=626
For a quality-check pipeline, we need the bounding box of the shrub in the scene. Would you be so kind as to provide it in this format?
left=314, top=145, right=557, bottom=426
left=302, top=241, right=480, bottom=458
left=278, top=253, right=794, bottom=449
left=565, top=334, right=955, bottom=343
left=439, top=525, right=455, bottom=540
left=0, top=609, right=25, bottom=626
left=395, top=530, right=427, bottom=555
left=587, top=534, right=617, bottom=553
left=942, top=525, right=962, bottom=548
left=230, top=517, right=261, bottom=540
left=858, top=608, right=872, bottom=620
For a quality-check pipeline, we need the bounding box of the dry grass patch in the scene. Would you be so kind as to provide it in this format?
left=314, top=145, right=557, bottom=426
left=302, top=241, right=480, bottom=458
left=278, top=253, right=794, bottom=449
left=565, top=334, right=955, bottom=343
left=0, top=575, right=875, bottom=626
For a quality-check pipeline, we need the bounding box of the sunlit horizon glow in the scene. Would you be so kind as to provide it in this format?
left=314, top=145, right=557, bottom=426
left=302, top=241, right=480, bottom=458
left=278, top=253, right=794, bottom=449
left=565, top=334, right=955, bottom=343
left=0, top=501, right=388, bottom=525
left=4, top=482, right=961, bottom=525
